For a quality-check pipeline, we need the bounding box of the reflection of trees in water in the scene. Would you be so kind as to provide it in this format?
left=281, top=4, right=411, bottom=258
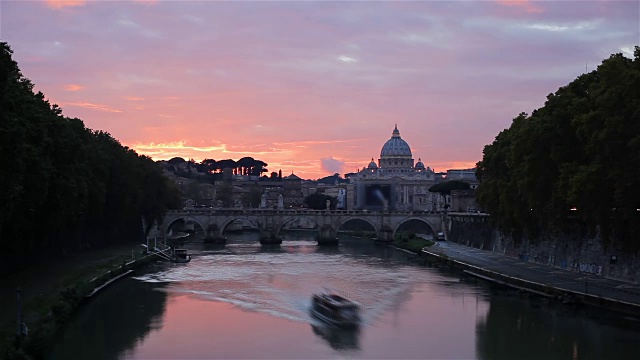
left=310, top=324, right=361, bottom=351
left=50, top=278, right=167, bottom=360
left=475, top=292, right=640, bottom=360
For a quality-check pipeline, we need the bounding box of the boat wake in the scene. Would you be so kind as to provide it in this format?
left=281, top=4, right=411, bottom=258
left=133, top=249, right=437, bottom=327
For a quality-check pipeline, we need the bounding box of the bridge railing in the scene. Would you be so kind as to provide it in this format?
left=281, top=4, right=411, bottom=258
left=167, top=208, right=452, bottom=216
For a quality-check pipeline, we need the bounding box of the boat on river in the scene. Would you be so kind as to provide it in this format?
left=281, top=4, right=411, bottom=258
left=310, top=292, right=361, bottom=328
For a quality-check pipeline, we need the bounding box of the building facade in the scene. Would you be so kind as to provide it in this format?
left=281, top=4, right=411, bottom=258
left=349, top=125, right=446, bottom=211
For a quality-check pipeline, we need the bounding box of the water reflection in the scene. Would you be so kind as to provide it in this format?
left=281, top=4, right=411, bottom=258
left=475, top=290, right=640, bottom=360
left=49, top=278, right=167, bottom=360
left=47, top=234, right=640, bottom=360
left=310, top=324, right=361, bottom=350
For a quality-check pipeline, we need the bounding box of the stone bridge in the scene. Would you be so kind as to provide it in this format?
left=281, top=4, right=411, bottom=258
left=158, top=208, right=446, bottom=245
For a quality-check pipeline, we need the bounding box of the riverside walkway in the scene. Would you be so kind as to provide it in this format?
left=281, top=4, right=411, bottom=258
left=422, top=241, right=640, bottom=314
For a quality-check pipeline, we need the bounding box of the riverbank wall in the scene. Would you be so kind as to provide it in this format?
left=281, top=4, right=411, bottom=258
left=5, top=251, right=156, bottom=359
left=446, top=214, right=640, bottom=284
left=417, top=247, right=640, bottom=317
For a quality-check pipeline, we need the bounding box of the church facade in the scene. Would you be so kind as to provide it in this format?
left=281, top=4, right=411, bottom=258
left=348, top=125, right=446, bottom=211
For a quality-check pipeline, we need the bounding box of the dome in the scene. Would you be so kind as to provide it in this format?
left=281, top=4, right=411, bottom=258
left=380, top=125, right=412, bottom=157
left=368, top=158, right=378, bottom=169
left=415, top=158, right=424, bottom=169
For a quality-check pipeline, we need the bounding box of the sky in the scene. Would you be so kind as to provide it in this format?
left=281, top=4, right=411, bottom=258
left=1, top=0, right=638, bottom=179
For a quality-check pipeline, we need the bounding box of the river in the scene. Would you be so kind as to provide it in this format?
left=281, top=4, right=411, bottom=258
left=49, top=233, right=640, bottom=359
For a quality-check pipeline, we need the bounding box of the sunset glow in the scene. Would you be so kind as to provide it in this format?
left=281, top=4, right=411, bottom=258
left=3, top=0, right=638, bottom=179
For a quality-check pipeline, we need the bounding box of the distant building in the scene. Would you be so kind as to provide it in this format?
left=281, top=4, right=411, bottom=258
left=349, top=125, right=445, bottom=211
left=283, top=173, right=304, bottom=207
left=446, top=169, right=479, bottom=189
left=450, top=189, right=478, bottom=212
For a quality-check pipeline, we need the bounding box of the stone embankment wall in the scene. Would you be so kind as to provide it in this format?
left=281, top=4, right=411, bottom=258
left=447, top=215, right=640, bottom=284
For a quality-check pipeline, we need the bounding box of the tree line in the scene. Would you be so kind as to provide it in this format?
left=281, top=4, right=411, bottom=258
left=167, top=156, right=268, bottom=177
left=0, top=42, right=182, bottom=272
left=476, top=47, right=640, bottom=250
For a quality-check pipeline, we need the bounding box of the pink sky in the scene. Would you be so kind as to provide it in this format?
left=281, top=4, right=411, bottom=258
left=2, top=0, right=638, bottom=179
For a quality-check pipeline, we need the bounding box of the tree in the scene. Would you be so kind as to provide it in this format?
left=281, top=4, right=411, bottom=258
left=167, top=157, right=186, bottom=165
left=303, top=193, right=337, bottom=210
left=476, top=46, right=640, bottom=248
left=216, top=183, right=233, bottom=207
left=429, top=180, right=470, bottom=196
left=242, top=184, right=263, bottom=208
left=0, top=41, right=182, bottom=272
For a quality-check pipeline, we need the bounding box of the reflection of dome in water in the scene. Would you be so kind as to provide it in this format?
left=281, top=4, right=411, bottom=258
left=380, top=125, right=412, bottom=157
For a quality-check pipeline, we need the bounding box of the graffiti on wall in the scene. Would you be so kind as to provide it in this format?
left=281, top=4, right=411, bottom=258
left=572, top=261, right=603, bottom=276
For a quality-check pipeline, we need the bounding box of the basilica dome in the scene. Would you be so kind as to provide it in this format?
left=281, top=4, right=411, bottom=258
left=368, top=158, right=378, bottom=169
left=380, top=125, right=412, bottom=157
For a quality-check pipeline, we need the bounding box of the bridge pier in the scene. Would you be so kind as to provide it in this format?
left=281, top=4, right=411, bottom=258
left=375, top=227, right=394, bottom=244
left=260, top=228, right=282, bottom=246
left=204, top=224, right=226, bottom=244
left=317, top=225, right=338, bottom=246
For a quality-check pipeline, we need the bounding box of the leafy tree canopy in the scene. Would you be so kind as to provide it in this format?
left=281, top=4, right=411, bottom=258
left=429, top=180, right=470, bottom=196
left=317, top=173, right=348, bottom=184
left=303, top=193, right=337, bottom=210
left=475, top=47, right=640, bottom=249
left=0, top=41, right=182, bottom=271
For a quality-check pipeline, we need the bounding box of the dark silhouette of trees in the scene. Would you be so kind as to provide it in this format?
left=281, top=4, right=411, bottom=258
left=476, top=47, right=640, bottom=249
left=0, top=42, right=182, bottom=272
left=304, top=193, right=337, bottom=210
left=429, top=180, right=470, bottom=196
left=317, top=173, right=348, bottom=184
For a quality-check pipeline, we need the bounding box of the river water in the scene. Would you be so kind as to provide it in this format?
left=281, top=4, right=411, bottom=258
left=49, top=233, right=640, bottom=359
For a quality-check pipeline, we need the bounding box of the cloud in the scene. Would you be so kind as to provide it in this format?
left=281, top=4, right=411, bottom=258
left=61, top=102, right=122, bottom=113
left=338, top=55, right=358, bottom=63
left=495, top=0, right=543, bottom=14
left=44, top=0, right=86, bottom=9
left=320, top=156, right=345, bottom=175
left=64, top=84, right=84, bottom=91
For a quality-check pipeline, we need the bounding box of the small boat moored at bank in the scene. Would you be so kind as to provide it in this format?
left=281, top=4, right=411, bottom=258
left=170, top=248, right=191, bottom=263
left=310, top=291, right=361, bottom=328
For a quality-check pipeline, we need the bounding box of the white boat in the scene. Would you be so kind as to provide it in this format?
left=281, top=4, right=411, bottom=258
left=310, top=292, right=361, bottom=328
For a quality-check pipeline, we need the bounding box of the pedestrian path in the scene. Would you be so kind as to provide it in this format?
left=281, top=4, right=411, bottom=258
left=423, top=241, right=640, bottom=307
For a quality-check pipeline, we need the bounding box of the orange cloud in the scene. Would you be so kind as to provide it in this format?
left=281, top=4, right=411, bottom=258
left=64, top=84, right=84, bottom=91
left=495, top=0, right=543, bottom=14
left=62, top=102, right=122, bottom=113
left=125, top=96, right=145, bottom=101
left=44, top=0, right=86, bottom=9
left=273, top=139, right=366, bottom=147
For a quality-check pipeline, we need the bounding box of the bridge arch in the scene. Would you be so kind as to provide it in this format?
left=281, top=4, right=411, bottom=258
left=219, top=216, right=262, bottom=235
left=275, top=216, right=320, bottom=238
left=392, top=216, right=437, bottom=240
left=163, top=215, right=207, bottom=236
left=336, top=216, right=380, bottom=239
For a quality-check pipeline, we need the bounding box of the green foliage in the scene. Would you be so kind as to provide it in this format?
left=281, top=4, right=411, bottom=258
left=215, top=183, right=233, bottom=207
left=393, top=233, right=435, bottom=253
left=429, top=180, right=470, bottom=196
left=476, top=47, right=640, bottom=248
left=303, top=193, right=337, bottom=210
left=242, top=184, right=263, bottom=208
left=0, top=42, right=182, bottom=270
left=317, top=173, right=347, bottom=184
